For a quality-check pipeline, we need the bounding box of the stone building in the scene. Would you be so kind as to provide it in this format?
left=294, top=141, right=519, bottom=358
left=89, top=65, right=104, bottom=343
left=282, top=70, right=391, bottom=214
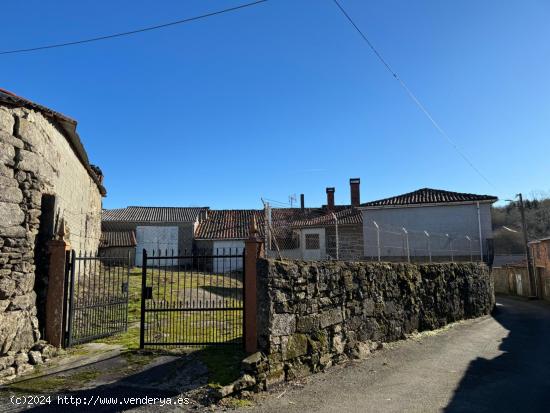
left=0, top=89, right=105, bottom=376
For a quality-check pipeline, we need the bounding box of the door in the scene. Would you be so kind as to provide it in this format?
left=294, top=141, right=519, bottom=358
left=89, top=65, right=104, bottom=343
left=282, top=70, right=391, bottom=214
left=213, top=240, right=245, bottom=273
left=135, top=226, right=178, bottom=266
left=301, top=228, right=326, bottom=260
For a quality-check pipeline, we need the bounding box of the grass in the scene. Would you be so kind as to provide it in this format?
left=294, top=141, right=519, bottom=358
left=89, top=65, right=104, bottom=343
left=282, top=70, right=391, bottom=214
left=92, top=267, right=243, bottom=350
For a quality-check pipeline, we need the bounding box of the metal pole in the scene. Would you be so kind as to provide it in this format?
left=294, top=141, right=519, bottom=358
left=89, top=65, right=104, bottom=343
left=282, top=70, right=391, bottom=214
left=466, top=236, right=472, bottom=262
left=373, top=221, right=380, bottom=262
left=403, top=227, right=410, bottom=263
left=424, top=231, right=431, bottom=263
left=139, top=249, right=147, bottom=349
left=476, top=201, right=483, bottom=262
left=332, top=212, right=339, bottom=260
left=517, top=193, right=536, bottom=298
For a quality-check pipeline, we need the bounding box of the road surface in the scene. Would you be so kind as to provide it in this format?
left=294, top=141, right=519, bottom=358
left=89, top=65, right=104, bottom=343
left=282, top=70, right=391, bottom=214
left=240, top=296, right=550, bottom=413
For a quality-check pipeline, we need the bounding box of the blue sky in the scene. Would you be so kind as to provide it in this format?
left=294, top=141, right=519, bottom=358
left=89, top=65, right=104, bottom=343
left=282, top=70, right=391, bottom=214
left=2, top=0, right=549, bottom=209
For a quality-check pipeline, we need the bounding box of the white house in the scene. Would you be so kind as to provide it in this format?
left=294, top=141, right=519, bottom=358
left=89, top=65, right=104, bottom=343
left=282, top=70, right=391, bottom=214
left=359, top=188, right=498, bottom=261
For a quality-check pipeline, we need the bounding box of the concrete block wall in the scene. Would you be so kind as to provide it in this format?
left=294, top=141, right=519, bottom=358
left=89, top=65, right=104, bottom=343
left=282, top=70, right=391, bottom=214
left=0, top=104, right=102, bottom=380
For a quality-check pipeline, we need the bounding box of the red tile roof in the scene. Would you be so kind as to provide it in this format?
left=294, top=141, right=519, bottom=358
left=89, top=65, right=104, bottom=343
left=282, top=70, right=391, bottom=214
left=99, top=231, right=137, bottom=248
left=102, top=206, right=208, bottom=223
left=195, top=210, right=264, bottom=240
left=361, top=188, right=498, bottom=207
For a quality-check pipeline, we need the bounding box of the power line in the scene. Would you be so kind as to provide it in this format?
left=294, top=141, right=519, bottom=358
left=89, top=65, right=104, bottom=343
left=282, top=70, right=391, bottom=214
left=332, top=0, right=495, bottom=189
left=0, top=0, right=269, bottom=56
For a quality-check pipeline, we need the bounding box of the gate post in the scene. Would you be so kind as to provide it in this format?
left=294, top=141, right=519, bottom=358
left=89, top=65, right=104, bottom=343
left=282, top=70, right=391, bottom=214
left=244, top=217, right=264, bottom=353
left=45, top=238, right=71, bottom=348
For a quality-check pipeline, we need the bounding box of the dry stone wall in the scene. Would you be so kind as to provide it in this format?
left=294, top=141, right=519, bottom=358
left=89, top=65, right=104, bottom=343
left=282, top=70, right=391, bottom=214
left=247, top=259, right=494, bottom=390
left=0, top=104, right=102, bottom=381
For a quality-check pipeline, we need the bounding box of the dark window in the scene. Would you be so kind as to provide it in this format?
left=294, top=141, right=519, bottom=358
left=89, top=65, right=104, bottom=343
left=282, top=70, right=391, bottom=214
left=305, top=233, right=320, bottom=250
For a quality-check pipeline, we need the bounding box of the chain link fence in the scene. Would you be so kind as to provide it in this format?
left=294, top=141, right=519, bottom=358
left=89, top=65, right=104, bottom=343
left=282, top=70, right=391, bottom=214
left=262, top=202, right=489, bottom=264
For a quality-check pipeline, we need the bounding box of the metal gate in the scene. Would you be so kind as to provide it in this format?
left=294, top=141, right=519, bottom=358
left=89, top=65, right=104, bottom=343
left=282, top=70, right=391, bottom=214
left=139, top=250, right=244, bottom=348
left=64, top=250, right=130, bottom=347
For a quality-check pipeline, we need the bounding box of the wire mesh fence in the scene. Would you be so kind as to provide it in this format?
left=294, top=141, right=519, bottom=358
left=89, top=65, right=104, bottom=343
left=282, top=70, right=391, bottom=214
left=262, top=202, right=489, bottom=264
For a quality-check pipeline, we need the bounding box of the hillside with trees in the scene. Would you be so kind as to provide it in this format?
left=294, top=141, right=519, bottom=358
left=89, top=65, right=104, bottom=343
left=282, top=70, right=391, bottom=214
left=492, top=196, right=550, bottom=254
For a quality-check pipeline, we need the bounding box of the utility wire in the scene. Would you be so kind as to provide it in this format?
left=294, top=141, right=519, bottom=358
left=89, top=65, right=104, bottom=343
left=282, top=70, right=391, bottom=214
left=332, top=0, right=495, bottom=188
left=0, top=0, right=268, bottom=55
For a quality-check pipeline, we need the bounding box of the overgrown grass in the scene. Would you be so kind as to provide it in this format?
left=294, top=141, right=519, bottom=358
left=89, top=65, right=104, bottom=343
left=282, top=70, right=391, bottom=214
left=5, top=369, right=100, bottom=393
left=198, top=346, right=245, bottom=388
left=93, top=267, right=243, bottom=350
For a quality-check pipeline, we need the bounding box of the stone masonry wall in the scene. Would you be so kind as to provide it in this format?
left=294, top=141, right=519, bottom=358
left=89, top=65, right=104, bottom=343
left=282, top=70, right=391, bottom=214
left=248, top=259, right=494, bottom=389
left=0, top=104, right=102, bottom=380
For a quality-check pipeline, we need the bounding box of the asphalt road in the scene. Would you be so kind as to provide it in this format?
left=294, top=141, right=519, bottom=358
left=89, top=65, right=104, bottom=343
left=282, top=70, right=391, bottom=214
left=241, top=296, right=550, bottom=413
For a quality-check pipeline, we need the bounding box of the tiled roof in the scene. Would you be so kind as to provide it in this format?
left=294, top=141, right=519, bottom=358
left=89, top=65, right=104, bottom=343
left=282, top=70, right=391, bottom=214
left=195, top=210, right=264, bottom=240
left=290, top=207, right=362, bottom=227
left=99, top=231, right=137, bottom=248
left=102, top=206, right=208, bottom=223
left=0, top=88, right=106, bottom=196
left=361, top=188, right=498, bottom=207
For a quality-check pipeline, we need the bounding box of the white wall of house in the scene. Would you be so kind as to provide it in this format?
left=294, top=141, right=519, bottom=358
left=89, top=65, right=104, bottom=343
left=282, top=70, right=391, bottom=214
left=300, top=228, right=326, bottom=260
left=212, top=240, right=244, bottom=273
left=135, top=226, right=178, bottom=266
left=361, top=203, right=493, bottom=258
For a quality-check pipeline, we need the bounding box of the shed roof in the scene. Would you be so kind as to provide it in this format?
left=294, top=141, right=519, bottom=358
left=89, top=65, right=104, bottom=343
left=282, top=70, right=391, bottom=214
left=361, top=188, right=497, bottom=208
left=0, top=88, right=106, bottom=195
left=102, top=206, right=208, bottom=223
left=99, top=231, right=137, bottom=248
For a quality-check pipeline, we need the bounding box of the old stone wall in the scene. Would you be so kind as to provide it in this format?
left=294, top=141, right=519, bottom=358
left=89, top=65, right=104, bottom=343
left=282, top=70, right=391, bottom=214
left=326, top=225, right=364, bottom=260
left=0, top=104, right=102, bottom=380
left=249, top=259, right=494, bottom=389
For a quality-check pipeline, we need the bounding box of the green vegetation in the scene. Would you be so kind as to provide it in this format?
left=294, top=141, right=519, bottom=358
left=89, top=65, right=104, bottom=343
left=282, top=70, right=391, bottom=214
left=93, top=267, right=243, bottom=350
left=5, top=369, right=100, bottom=393
left=198, top=346, right=245, bottom=388
left=493, top=196, right=550, bottom=254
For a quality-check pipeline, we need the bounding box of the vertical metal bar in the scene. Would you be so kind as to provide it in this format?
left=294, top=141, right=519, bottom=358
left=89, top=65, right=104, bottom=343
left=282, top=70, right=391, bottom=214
left=67, top=250, right=77, bottom=347
left=140, top=249, right=147, bottom=349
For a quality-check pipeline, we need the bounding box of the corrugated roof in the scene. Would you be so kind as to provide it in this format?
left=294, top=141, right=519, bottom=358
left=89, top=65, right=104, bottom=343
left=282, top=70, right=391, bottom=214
left=195, top=210, right=264, bottom=240
left=102, top=206, right=208, bottom=223
left=0, top=88, right=106, bottom=196
left=361, top=188, right=498, bottom=207
left=99, top=231, right=137, bottom=248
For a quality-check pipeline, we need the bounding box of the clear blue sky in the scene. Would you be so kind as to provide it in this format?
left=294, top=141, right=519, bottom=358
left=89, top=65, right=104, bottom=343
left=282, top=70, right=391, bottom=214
left=2, top=0, right=549, bottom=209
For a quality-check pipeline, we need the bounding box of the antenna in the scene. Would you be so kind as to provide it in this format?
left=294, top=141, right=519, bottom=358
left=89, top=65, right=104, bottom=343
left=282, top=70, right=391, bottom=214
left=289, top=194, right=297, bottom=208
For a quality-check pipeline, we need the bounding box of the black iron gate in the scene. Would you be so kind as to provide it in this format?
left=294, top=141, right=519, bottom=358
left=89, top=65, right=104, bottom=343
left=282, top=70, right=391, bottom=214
left=64, top=250, right=130, bottom=347
left=139, top=250, right=244, bottom=348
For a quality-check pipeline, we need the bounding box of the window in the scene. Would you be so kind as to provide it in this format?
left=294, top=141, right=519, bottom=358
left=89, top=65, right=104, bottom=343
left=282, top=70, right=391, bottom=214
left=305, top=233, right=320, bottom=250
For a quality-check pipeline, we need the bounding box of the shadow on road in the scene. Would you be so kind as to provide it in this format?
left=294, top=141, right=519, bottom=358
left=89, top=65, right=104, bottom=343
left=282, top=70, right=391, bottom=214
left=444, top=296, right=550, bottom=412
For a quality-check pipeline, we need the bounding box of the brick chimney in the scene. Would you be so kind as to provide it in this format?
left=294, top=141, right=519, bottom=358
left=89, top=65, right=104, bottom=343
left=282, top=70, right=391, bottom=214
left=326, top=187, right=335, bottom=210
left=350, top=178, right=360, bottom=206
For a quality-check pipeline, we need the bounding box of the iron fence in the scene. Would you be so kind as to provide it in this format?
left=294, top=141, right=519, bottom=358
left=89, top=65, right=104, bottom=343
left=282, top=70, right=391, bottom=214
left=64, top=250, right=130, bottom=347
left=140, top=249, right=244, bottom=348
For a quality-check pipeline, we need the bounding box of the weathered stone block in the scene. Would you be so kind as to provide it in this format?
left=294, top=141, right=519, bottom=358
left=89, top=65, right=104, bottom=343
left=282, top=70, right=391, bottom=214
left=0, top=355, right=14, bottom=370
left=0, top=143, right=15, bottom=166
left=282, top=334, right=308, bottom=360
left=0, top=186, right=23, bottom=204
left=0, top=202, right=24, bottom=227
left=0, top=277, right=16, bottom=299
left=319, top=307, right=343, bottom=328
left=270, top=313, right=296, bottom=336
left=0, top=108, right=14, bottom=133
left=296, top=314, right=320, bottom=333
left=8, top=291, right=36, bottom=311
left=0, top=311, right=36, bottom=353
left=28, top=351, right=43, bottom=365
left=0, top=131, right=23, bottom=149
